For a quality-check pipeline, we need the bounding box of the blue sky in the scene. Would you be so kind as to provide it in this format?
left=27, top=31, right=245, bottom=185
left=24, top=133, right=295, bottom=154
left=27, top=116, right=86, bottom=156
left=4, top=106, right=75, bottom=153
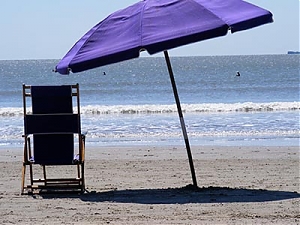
left=0, top=0, right=299, bottom=60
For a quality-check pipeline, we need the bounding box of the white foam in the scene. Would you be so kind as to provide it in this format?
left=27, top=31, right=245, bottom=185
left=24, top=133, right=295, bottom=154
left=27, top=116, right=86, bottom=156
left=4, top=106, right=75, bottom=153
left=80, top=102, right=299, bottom=115
left=0, top=107, right=24, bottom=117
left=0, top=101, right=298, bottom=117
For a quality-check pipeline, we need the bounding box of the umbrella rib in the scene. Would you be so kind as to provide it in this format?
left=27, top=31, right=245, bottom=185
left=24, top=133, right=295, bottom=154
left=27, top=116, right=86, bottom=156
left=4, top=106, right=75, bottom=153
left=190, top=0, right=230, bottom=31
left=139, top=1, right=147, bottom=48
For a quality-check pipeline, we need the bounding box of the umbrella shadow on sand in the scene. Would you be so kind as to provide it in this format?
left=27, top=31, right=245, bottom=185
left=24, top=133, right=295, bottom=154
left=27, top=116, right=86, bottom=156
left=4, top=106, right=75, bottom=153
left=75, top=185, right=300, bottom=204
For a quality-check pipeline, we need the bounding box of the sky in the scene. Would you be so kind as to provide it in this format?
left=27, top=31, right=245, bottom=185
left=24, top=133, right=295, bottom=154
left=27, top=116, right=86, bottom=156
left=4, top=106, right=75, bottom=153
left=0, top=0, right=299, bottom=60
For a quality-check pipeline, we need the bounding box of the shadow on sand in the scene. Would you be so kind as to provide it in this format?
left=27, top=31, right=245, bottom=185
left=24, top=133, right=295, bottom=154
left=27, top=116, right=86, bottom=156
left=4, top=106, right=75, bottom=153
left=41, top=185, right=300, bottom=204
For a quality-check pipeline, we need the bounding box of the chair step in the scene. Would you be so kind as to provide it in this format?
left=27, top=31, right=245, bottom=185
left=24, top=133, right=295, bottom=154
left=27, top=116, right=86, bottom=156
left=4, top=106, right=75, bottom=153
left=32, top=178, right=82, bottom=183
left=24, top=183, right=85, bottom=194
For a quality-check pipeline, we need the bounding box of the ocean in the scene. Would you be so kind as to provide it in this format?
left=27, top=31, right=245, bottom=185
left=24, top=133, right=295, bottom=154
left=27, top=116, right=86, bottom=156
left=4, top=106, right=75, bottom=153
left=0, top=54, right=299, bottom=148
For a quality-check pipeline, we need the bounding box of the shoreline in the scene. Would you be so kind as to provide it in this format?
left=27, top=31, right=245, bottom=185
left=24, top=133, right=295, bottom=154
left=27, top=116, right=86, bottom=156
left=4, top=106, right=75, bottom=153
left=1, top=145, right=299, bottom=161
left=0, top=145, right=299, bottom=224
left=1, top=135, right=299, bottom=151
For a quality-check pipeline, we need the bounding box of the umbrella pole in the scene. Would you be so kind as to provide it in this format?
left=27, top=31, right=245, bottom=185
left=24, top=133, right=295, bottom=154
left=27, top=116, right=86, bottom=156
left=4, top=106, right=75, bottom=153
left=163, top=50, right=198, bottom=187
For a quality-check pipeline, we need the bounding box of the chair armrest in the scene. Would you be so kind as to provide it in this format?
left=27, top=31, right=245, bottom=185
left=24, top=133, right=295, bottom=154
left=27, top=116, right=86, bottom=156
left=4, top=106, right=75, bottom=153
left=80, top=134, right=86, bottom=143
left=22, top=135, right=32, bottom=163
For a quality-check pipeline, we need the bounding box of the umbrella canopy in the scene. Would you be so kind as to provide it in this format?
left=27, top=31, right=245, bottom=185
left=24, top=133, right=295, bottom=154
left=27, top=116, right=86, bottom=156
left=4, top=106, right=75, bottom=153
left=55, top=0, right=273, bottom=187
left=56, top=0, right=272, bottom=74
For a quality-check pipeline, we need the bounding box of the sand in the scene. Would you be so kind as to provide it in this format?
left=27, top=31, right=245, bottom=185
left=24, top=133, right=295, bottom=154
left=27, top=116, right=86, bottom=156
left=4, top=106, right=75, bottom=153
left=0, top=145, right=299, bottom=224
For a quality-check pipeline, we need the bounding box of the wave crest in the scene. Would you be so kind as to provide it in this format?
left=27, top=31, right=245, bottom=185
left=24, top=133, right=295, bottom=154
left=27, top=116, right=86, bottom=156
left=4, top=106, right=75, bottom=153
left=81, top=102, right=299, bottom=115
left=0, top=102, right=298, bottom=117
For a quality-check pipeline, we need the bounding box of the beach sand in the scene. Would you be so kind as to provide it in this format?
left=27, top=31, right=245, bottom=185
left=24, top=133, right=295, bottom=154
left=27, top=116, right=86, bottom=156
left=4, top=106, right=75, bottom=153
left=0, top=145, right=299, bottom=224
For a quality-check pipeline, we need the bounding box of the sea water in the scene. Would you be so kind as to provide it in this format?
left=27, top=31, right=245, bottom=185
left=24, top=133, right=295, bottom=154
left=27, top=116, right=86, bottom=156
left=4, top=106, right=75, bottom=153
left=0, top=55, right=299, bottom=148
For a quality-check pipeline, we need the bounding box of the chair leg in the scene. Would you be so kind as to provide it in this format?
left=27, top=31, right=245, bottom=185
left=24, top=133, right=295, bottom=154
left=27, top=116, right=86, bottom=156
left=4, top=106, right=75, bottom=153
left=29, top=164, right=34, bottom=192
left=81, top=163, right=85, bottom=192
left=43, top=165, right=47, bottom=186
left=22, top=138, right=29, bottom=194
left=21, top=164, right=26, bottom=194
left=77, top=164, right=80, bottom=179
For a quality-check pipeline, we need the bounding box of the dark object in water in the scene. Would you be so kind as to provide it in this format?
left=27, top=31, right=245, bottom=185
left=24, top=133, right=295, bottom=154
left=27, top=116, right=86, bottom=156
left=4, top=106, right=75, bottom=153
left=287, top=51, right=300, bottom=54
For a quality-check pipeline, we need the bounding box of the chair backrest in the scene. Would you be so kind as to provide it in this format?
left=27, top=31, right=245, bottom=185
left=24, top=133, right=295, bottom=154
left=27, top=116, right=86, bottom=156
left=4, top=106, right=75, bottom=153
left=23, top=85, right=81, bottom=165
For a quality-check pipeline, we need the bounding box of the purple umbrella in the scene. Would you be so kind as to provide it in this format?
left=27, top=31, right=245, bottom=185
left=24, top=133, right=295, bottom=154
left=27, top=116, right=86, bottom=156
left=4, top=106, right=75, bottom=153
left=55, top=0, right=273, bottom=187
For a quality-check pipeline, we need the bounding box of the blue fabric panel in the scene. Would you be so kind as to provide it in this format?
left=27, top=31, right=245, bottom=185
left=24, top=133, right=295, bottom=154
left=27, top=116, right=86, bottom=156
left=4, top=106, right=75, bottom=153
left=25, top=114, right=79, bottom=134
left=33, top=134, right=74, bottom=165
left=31, top=86, right=73, bottom=114
left=27, top=85, right=77, bottom=165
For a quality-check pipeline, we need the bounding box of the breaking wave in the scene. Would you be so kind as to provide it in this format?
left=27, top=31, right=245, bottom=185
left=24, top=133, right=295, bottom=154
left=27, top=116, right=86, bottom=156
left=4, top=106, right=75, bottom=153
left=1, top=101, right=298, bottom=117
